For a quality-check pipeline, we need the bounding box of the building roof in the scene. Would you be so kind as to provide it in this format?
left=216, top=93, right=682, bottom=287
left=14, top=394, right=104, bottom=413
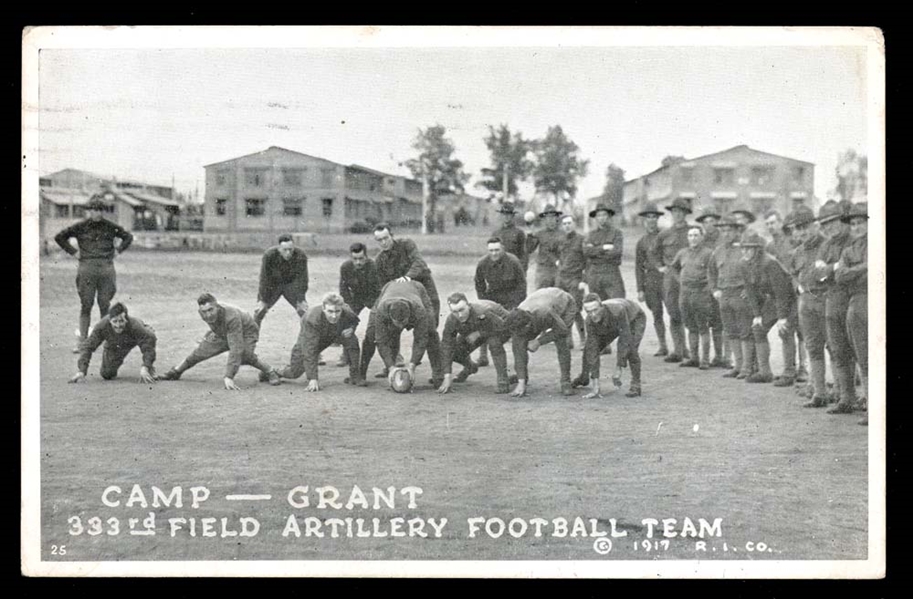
left=204, top=145, right=339, bottom=168
left=123, top=190, right=181, bottom=208
left=624, top=145, right=816, bottom=186
left=40, top=188, right=92, bottom=206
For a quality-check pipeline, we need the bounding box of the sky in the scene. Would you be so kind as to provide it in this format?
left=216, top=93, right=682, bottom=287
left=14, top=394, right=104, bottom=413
left=34, top=31, right=872, bottom=203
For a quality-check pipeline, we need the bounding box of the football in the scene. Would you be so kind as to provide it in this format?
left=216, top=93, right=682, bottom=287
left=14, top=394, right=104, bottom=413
left=388, top=367, right=414, bottom=393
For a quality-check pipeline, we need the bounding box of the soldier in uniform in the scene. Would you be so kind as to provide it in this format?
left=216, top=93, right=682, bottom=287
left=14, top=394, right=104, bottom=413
left=337, top=242, right=381, bottom=367
left=739, top=231, right=799, bottom=385
left=670, top=226, right=714, bottom=369
left=437, top=292, right=515, bottom=394
left=765, top=210, right=809, bottom=384
left=787, top=207, right=831, bottom=408
left=474, top=237, right=528, bottom=366
left=253, top=234, right=310, bottom=326
left=358, top=280, right=444, bottom=388
left=54, top=192, right=134, bottom=352
left=68, top=302, right=157, bottom=384
left=695, top=207, right=728, bottom=367
left=583, top=203, right=625, bottom=301
left=815, top=201, right=858, bottom=414
left=835, top=203, right=869, bottom=424
left=270, top=292, right=364, bottom=391
left=573, top=294, right=647, bottom=399
left=526, top=204, right=565, bottom=289
left=651, top=197, right=693, bottom=362
left=505, top=287, right=579, bottom=397
left=159, top=293, right=281, bottom=389
left=634, top=202, right=668, bottom=356
left=709, top=216, right=753, bottom=379
left=493, top=202, right=528, bottom=271
left=557, top=214, right=588, bottom=348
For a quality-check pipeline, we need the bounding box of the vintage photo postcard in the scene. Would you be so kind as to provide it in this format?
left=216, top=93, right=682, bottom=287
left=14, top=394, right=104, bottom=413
left=21, top=26, right=885, bottom=578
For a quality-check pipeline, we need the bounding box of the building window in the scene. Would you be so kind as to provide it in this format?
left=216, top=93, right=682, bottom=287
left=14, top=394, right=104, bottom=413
left=751, top=166, right=774, bottom=186
left=245, top=198, right=265, bottom=217
left=54, top=204, right=69, bottom=218
left=680, top=166, right=694, bottom=183
left=792, top=165, right=805, bottom=183
left=215, top=198, right=228, bottom=216
left=244, top=168, right=268, bottom=187
left=73, top=206, right=86, bottom=218
left=216, top=169, right=229, bottom=187
left=282, top=168, right=305, bottom=186
left=322, top=197, right=333, bottom=218
left=713, top=168, right=734, bottom=186
left=320, top=167, right=336, bottom=188
left=283, top=197, right=304, bottom=217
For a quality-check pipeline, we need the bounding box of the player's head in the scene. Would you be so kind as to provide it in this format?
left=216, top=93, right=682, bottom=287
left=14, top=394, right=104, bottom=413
left=277, top=234, right=295, bottom=260
left=447, top=292, right=472, bottom=323
left=373, top=223, right=394, bottom=251
left=764, top=210, right=782, bottom=236
left=561, top=214, right=575, bottom=234
left=108, top=302, right=129, bottom=333
left=197, top=292, right=220, bottom=323
left=349, top=242, right=368, bottom=267
left=687, top=226, right=704, bottom=248
left=86, top=192, right=113, bottom=221
left=321, top=292, right=345, bottom=324
left=583, top=292, right=605, bottom=323
left=388, top=300, right=411, bottom=329
left=487, top=237, right=504, bottom=261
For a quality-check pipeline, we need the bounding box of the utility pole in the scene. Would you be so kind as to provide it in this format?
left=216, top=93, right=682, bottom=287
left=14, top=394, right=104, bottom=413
left=421, top=163, right=429, bottom=235
left=502, top=162, right=509, bottom=204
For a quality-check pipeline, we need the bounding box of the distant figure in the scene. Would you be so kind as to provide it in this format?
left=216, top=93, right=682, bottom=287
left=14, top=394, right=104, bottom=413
left=526, top=205, right=564, bottom=289
left=493, top=202, right=528, bottom=271
left=54, top=192, right=133, bottom=353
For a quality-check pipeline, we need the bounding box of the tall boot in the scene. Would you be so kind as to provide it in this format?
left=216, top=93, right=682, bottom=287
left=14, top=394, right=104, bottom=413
left=747, top=340, right=773, bottom=383
left=681, top=331, right=700, bottom=367
left=803, top=358, right=828, bottom=407
left=723, top=340, right=742, bottom=378
left=476, top=340, right=490, bottom=367
left=710, top=331, right=725, bottom=367
left=774, top=329, right=797, bottom=386
left=491, top=350, right=510, bottom=394
left=699, top=333, right=711, bottom=369
left=665, top=323, right=685, bottom=362
left=737, top=340, right=755, bottom=379
left=625, top=359, right=642, bottom=397
left=828, top=362, right=858, bottom=414
left=796, top=340, right=809, bottom=382
left=653, top=319, right=668, bottom=356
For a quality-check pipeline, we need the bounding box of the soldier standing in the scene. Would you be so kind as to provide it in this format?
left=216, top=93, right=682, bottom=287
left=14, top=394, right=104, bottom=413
left=254, top=233, right=310, bottom=326
left=765, top=210, right=809, bottom=383
left=583, top=203, right=625, bottom=301
left=474, top=237, right=528, bottom=366
left=493, top=202, right=528, bottom=271
left=557, top=214, right=588, bottom=348
left=54, top=192, right=134, bottom=353
left=695, top=207, right=728, bottom=367
left=337, top=242, right=381, bottom=367
left=634, top=202, right=668, bottom=356
left=709, top=216, right=753, bottom=379
left=651, top=197, right=692, bottom=362
left=670, top=226, right=714, bottom=369
left=526, top=204, right=564, bottom=289
left=835, top=203, right=869, bottom=424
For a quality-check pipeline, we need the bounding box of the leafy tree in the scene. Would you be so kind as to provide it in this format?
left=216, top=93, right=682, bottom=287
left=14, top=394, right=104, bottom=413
left=532, top=125, right=589, bottom=210
left=405, top=125, right=470, bottom=232
left=477, top=124, right=535, bottom=200
left=602, top=163, right=626, bottom=212
left=661, top=155, right=686, bottom=167
left=835, top=149, right=867, bottom=202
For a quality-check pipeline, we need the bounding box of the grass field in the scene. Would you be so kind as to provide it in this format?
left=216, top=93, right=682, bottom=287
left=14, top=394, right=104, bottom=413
left=35, top=245, right=868, bottom=562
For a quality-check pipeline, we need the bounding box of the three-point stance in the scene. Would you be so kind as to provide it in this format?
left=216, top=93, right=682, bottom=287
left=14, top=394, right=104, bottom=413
left=505, top=287, right=579, bottom=397
left=160, top=293, right=280, bottom=389
left=573, top=294, right=646, bottom=398
left=438, top=293, right=514, bottom=394
left=69, top=302, right=157, bottom=384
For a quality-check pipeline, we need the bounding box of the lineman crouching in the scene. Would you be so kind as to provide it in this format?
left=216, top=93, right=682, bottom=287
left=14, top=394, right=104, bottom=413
left=267, top=292, right=364, bottom=390
left=437, top=293, right=515, bottom=394
left=573, top=294, right=646, bottom=398
left=359, top=280, right=444, bottom=388
left=505, top=287, right=579, bottom=397
left=739, top=232, right=799, bottom=384
left=69, top=302, right=157, bottom=384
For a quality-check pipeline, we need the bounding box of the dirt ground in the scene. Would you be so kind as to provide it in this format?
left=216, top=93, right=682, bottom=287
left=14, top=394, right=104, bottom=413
left=35, top=247, right=868, bottom=562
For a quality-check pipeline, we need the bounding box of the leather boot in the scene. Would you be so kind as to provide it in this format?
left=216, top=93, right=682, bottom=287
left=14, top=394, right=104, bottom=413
left=738, top=341, right=755, bottom=379
left=680, top=331, right=700, bottom=367
left=491, top=350, right=510, bottom=393
left=626, top=360, right=642, bottom=397
left=802, top=358, right=828, bottom=407
left=723, top=340, right=742, bottom=378
left=828, top=362, right=857, bottom=414
left=747, top=340, right=774, bottom=383
left=699, top=333, right=711, bottom=369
